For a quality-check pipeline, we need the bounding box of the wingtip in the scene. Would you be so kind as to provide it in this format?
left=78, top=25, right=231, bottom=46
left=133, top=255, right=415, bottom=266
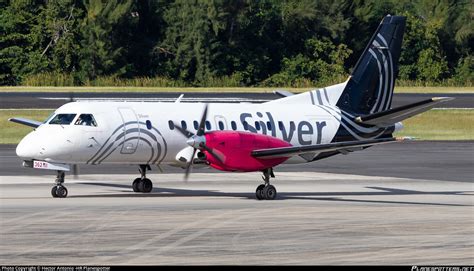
left=432, top=97, right=454, bottom=102
left=395, top=136, right=416, bottom=142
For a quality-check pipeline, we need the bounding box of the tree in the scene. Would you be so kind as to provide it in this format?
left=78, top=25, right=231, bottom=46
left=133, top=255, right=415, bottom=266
left=0, top=0, right=471, bottom=86
left=78, top=0, right=133, bottom=80
left=398, top=12, right=448, bottom=82
left=0, top=1, right=44, bottom=85
left=157, top=0, right=226, bottom=84
left=36, top=0, right=82, bottom=75
left=264, top=37, right=351, bottom=87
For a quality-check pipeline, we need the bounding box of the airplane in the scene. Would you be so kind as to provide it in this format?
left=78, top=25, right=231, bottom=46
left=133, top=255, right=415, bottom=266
left=9, top=15, right=452, bottom=199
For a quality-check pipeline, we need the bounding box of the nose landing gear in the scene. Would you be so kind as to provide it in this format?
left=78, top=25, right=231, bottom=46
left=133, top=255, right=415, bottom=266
left=256, top=168, right=277, bottom=200
left=51, top=171, right=68, bottom=198
left=132, top=164, right=153, bottom=193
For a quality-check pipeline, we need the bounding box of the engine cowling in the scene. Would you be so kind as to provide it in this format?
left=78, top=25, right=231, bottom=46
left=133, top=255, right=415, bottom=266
left=203, top=131, right=291, bottom=172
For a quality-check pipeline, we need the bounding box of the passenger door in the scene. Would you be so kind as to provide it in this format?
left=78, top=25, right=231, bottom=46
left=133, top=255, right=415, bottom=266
left=118, top=108, right=139, bottom=154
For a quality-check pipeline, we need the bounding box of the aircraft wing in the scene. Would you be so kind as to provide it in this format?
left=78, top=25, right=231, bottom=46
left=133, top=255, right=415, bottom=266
left=251, top=137, right=398, bottom=159
left=9, top=117, right=43, bottom=128
left=354, top=97, right=453, bottom=126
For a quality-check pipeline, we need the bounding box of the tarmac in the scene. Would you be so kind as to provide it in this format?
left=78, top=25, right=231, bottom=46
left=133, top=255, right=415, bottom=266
left=1, top=142, right=473, bottom=265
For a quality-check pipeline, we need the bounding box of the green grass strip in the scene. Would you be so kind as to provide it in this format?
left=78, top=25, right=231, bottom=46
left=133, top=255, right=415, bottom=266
left=394, top=109, right=474, bottom=140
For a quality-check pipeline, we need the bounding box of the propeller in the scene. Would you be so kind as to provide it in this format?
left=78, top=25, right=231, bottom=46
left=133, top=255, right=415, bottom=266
left=172, top=104, right=224, bottom=181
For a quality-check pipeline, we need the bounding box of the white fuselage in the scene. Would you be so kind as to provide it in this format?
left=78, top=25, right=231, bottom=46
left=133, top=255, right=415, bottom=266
left=16, top=101, right=343, bottom=166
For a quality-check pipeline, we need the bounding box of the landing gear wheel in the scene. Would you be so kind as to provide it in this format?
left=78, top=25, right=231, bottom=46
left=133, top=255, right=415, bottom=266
left=56, top=186, right=68, bottom=198
left=256, top=184, right=265, bottom=200
left=138, top=178, right=153, bottom=193
left=133, top=165, right=153, bottom=193
left=51, top=185, right=68, bottom=198
left=51, top=186, right=58, bottom=198
left=257, top=168, right=277, bottom=200
left=263, top=185, right=277, bottom=200
left=51, top=171, right=68, bottom=198
left=132, top=178, right=141, bottom=192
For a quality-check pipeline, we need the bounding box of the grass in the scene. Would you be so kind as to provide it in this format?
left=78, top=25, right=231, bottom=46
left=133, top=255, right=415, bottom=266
left=0, top=109, right=53, bottom=144
left=1, top=109, right=472, bottom=144
left=394, top=109, right=474, bottom=140
left=394, top=86, right=474, bottom=94
left=0, top=86, right=473, bottom=93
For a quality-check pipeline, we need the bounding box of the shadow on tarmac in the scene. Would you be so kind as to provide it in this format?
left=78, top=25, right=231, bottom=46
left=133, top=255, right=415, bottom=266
left=71, top=181, right=472, bottom=207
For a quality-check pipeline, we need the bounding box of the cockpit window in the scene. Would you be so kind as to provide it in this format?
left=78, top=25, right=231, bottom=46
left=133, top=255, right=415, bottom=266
left=49, top=114, right=76, bottom=125
left=74, top=114, right=97, bottom=126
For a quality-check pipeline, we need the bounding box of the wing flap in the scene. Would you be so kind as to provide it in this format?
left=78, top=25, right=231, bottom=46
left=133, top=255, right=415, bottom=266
left=252, top=138, right=397, bottom=159
left=9, top=118, right=42, bottom=128
left=355, top=97, right=453, bottom=126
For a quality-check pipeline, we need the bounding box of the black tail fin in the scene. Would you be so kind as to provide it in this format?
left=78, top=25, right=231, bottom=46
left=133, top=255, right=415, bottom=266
left=337, top=15, right=406, bottom=115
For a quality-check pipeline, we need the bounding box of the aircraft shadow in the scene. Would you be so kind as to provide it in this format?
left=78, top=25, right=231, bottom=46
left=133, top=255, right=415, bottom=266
left=72, top=182, right=472, bottom=207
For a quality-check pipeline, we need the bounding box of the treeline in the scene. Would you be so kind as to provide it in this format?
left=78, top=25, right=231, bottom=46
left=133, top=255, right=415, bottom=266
left=1, top=0, right=472, bottom=87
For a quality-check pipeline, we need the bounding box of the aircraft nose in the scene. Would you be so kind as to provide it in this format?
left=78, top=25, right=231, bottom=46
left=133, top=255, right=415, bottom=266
left=16, top=134, right=38, bottom=159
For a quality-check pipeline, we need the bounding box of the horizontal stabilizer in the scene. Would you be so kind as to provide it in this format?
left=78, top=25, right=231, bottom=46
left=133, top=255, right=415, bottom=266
left=252, top=138, right=398, bottom=159
left=354, top=97, right=453, bottom=126
left=9, top=117, right=42, bottom=128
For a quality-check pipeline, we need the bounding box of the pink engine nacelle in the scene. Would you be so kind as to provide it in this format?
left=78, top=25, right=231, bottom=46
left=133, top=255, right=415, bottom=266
left=203, top=131, right=291, bottom=172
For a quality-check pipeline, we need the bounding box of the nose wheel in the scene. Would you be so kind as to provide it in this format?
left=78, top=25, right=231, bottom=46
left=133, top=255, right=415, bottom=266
left=256, top=168, right=277, bottom=200
left=51, top=171, right=68, bottom=198
left=51, top=185, right=68, bottom=198
left=132, top=165, right=153, bottom=193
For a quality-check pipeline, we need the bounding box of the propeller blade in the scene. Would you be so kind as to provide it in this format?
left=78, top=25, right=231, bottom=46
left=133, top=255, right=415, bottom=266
left=201, top=145, right=224, bottom=164
left=173, top=122, right=194, bottom=138
left=184, top=148, right=197, bottom=182
left=197, top=104, right=208, bottom=136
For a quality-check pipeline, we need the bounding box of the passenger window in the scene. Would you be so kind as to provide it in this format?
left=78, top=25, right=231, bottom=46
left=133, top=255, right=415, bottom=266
left=218, top=121, right=224, bottom=130
left=255, top=121, right=260, bottom=130
left=181, top=120, right=187, bottom=130
left=267, top=121, right=272, bottom=130
left=231, top=121, right=237, bottom=130
left=278, top=121, right=284, bottom=130
left=168, top=120, right=175, bottom=130
left=146, top=120, right=152, bottom=130
left=74, top=114, right=97, bottom=126
left=205, top=121, right=211, bottom=130
left=193, top=120, right=199, bottom=130
left=49, top=114, right=76, bottom=125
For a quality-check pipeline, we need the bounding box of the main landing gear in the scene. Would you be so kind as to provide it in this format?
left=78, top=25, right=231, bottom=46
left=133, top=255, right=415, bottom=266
left=132, top=164, right=153, bottom=193
left=51, top=171, right=68, bottom=198
left=256, top=168, right=277, bottom=200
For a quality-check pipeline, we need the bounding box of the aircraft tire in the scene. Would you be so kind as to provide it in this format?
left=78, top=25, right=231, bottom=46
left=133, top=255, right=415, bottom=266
left=51, top=186, right=58, bottom=198
left=139, top=178, right=153, bottom=193
left=55, top=186, right=68, bottom=198
left=132, top=178, right=141, bottom=192
left=263, top=185, right=277, bottom=200
left=256, top=184, right=265, bottom=200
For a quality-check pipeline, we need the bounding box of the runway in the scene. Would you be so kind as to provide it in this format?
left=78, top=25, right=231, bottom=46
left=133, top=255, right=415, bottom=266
left=0, top=172, right=473, bottom=265
left=1, top=92, right=472, bottom=108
